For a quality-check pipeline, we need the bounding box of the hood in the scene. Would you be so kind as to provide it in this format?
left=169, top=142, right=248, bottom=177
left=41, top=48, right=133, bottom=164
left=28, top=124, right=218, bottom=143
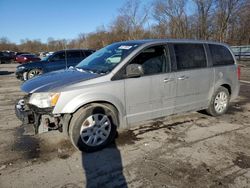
left=21, top=69, right=100, bottom=93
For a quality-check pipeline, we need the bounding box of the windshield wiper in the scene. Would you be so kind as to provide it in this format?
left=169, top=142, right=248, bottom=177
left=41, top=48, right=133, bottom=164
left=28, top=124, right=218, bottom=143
left=75, top=67, right=100, bottom=74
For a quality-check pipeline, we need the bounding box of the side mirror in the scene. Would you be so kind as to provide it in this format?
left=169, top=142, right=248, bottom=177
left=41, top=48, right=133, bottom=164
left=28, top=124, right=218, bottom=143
left=126, top=64, right=144, bottom=78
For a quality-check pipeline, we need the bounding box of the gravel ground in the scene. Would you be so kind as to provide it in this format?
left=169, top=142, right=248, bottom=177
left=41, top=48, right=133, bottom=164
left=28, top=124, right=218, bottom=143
left=0, top=63, right=250, bottom=188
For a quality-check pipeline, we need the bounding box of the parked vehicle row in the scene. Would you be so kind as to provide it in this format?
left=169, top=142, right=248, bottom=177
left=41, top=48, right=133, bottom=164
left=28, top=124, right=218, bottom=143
left=0, top=51, right=39, bottom=64
left=15, top=49, right=95, bottom=80
left=39, top=51, right=54, bottom=59
left=15, top=54, right=41, bottom=64
left=15, top=39, right=240, bottom=152
left=0, top=51, right=14, bottom=64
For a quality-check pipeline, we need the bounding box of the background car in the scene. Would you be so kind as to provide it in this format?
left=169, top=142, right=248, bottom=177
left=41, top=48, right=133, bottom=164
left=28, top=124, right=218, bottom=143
left=15, top=49, right=95, bottom=80
left=14, top=52, right=30, bottom=61
left=39, top=51, right=54, bottom=59
left=16, top=54, right=41, bottom=64
left=0, top=51, right=14, bottom=64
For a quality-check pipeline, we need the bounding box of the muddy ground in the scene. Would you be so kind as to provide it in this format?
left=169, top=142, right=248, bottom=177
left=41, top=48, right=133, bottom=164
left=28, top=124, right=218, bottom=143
left=0, top=63, right=250, bottom=188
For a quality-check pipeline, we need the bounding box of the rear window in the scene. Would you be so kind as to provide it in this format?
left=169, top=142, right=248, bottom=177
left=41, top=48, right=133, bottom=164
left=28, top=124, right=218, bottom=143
left=173, top=43, right=207, bottom=70
left=209, top=44, right=234, bottom=66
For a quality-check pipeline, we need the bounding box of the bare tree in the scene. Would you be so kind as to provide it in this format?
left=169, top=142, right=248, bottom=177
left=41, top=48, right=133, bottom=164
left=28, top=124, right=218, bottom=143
left=0, top=37, right=19, bottom=51
left=213, top=0, right=244, bottom=42
left=153, top=0, right=189, bottom=38
left=193, top=0, right=214, bottom=39
left=111, top=0, right=150, bottom=40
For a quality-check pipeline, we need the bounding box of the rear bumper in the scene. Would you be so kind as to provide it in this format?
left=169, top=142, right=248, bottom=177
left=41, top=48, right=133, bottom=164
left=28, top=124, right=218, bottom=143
left=231, top=80, right=240, bottom=101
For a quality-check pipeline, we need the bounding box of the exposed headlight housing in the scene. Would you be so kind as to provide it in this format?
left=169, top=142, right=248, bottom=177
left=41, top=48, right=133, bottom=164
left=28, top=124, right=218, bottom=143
left=29, top=92, right=60, bottom=108
left=17, top=66, right=25, bottom=70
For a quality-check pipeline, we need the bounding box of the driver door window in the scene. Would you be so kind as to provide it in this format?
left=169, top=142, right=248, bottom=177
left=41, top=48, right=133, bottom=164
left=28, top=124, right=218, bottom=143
left=128, top=45, right=169, bottom=75
left=50, top=52, right=65, bottom=62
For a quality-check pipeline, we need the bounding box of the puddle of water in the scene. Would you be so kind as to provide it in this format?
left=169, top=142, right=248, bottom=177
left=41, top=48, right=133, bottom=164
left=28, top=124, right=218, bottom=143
left=233, top=153, right=250, bottom=169
left=116, top=130, right=141, bottom=146
left=13, top=126, right=40, bottom=160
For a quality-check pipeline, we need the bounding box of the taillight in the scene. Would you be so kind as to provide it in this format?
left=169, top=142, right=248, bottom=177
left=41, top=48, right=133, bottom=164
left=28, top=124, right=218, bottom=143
left=237, top=65, right=240, bottom=80
left=24, top=57, right=27, bottom=60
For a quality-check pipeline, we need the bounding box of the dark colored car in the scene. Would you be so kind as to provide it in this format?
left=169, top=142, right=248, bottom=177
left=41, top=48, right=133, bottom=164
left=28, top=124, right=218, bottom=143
left=16, top=54, right=41, bottom=64
left=15, top=49, right=95, bottom=80
left=0, top=51, right=14, bottom=64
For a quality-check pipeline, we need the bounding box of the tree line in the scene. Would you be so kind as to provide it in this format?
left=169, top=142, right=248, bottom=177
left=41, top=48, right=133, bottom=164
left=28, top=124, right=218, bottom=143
left=1, top=0, right=249, bottom=53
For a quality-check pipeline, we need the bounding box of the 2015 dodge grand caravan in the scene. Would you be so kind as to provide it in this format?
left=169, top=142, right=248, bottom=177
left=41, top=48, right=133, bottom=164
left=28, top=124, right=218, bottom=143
left=15, top=39, right=240, bottom=152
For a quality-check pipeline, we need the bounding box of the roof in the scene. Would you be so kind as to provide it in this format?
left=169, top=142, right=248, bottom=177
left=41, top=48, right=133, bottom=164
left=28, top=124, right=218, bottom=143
left=114, top=39, right=228, bottom=46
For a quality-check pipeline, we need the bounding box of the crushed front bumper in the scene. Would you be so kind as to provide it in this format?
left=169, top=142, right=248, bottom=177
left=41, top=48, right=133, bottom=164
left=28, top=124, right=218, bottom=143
left=15, top=98, right=34, bottom=124
left=15, top=97, right=63, bottom=134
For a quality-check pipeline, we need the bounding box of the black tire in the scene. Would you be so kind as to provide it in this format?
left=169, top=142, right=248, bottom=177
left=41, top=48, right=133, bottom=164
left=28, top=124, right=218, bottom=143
left=69, top=103, right=118, bottom=152
left=206, top=86, right=230, bottom=116
left=27, top=68, right=43, bottom=80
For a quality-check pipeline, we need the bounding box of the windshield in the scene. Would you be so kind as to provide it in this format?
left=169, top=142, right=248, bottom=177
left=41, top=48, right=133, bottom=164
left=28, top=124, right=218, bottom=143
left=42, top=55, right=52, bottom=61
left=76, top=42, right=140, bottom=74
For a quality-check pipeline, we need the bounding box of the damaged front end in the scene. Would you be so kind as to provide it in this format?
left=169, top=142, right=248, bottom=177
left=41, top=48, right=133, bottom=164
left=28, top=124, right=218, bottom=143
left=15, top=95, right=64, bottom=134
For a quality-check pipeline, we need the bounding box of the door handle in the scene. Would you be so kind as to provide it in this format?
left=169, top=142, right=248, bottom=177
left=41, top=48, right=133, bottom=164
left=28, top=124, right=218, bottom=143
left=163, top=78, right=174, bottom=83
left=178, top=76, right=189, bottom=80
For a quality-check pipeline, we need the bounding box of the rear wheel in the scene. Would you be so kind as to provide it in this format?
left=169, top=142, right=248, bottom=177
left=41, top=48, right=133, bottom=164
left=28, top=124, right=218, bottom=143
left=206, top=86, right=230, bottom=116
left=69, top=103, right=118, bottom=152
left=27, top=68, right=42, bottom=79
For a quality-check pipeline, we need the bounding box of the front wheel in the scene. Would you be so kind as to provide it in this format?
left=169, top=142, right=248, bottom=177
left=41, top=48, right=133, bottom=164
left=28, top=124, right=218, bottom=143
left=206, top=86, right=230, bottom=116
left=69, top=103, right=118, bottom=152
left=27, top=68, right=43, bottom=80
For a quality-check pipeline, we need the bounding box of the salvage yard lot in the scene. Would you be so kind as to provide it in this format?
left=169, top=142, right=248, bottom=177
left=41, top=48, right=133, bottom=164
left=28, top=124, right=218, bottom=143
left=0, top=63, right=250, bottom=188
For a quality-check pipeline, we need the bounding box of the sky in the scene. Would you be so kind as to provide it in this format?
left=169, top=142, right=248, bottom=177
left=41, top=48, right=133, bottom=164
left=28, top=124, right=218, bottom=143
left=0, top=0, right=195, bottom=44
left=0, top=0, right=129, bottom=44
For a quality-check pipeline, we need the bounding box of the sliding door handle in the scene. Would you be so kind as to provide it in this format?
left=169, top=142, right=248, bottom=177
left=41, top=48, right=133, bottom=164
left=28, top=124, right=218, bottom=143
left=163, top=78, right=174, bottom=83
left=178, top=76, right=189, bottom=80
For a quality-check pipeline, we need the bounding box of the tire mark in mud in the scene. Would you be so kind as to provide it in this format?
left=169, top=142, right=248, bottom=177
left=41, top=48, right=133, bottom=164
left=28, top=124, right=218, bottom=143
left=116, top=119, right=194, bottom=146
left=134, top=149, right=249, bottom=187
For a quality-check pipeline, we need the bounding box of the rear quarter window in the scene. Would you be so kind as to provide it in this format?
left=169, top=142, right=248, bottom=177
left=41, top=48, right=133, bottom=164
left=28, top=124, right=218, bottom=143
left=209, top=44, right=234, bottom=66
left=173, top=43, right=207, bottom=70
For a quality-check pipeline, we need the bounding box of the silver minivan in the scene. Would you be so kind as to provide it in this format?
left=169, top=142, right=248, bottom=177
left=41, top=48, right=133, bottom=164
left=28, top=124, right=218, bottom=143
left=15, top=39, right=240, bottom=151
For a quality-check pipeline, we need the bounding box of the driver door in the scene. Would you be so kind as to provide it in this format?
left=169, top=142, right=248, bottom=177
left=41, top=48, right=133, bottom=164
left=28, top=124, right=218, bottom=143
left=124, top=45, right=176, bottom=124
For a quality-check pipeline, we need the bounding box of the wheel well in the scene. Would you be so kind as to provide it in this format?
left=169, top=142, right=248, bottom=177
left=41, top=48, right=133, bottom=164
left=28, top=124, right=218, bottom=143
left=221, top=84, right=231, bottom=95
left=76, top=101, right=119, bottom=115
left=65, top=101, right=120, bottom=136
